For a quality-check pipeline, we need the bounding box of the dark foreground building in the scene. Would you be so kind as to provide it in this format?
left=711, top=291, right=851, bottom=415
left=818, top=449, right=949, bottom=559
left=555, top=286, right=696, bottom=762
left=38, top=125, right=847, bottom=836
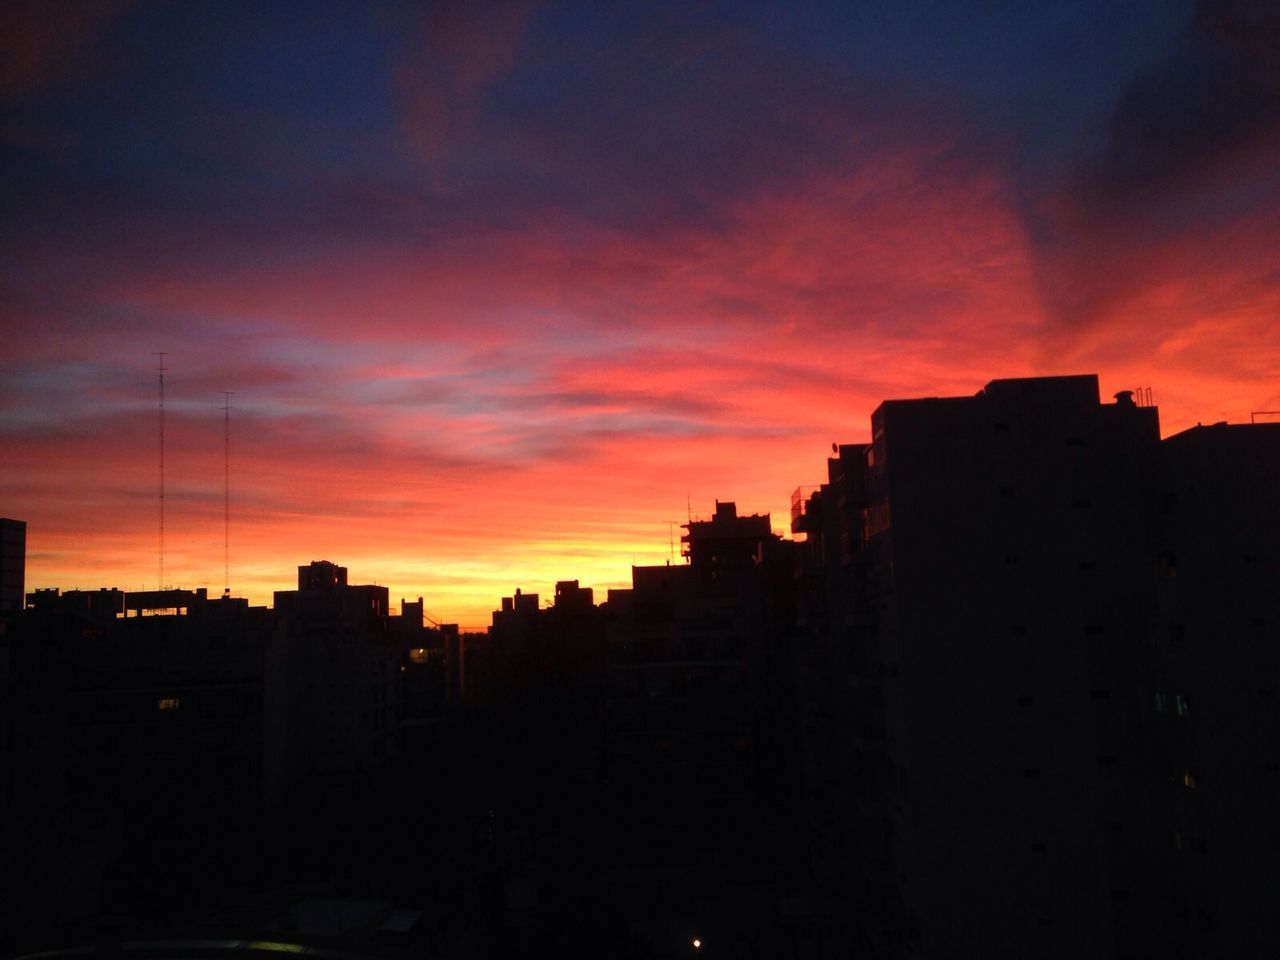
left=1153, top=421, right=1280, bottom=956
left=793, top=375, right=1280, bottom=959
left=1, top=560, right=463, bottom=948
left=4, top=587, right=279, bottom=928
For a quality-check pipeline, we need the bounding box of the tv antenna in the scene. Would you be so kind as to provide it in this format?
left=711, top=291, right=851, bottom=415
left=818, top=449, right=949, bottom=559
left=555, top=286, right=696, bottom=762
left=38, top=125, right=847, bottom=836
left=152, top=352, right=168, bottom=590
left=222, top=392, right=234, bottom=596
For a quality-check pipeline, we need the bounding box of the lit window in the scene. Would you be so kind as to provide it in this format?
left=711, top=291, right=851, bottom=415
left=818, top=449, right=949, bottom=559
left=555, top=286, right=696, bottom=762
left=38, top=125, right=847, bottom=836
left=408, top=648, right=428, bottom=663
left=1175, top=695, right=1190, bottom=717
left=157, top=698, right=180, bottom=711
left=1183, top=769, right=1198, bottom=789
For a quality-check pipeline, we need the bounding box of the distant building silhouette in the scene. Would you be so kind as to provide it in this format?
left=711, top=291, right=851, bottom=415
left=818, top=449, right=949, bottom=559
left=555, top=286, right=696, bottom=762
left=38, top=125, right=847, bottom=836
left=603, top=502, right=797, bottom=831
left=472, top=503, right=802, bottom=955
left=273, top=561, right=401, bottom=776
left=390, top=595, right=459, bottom=748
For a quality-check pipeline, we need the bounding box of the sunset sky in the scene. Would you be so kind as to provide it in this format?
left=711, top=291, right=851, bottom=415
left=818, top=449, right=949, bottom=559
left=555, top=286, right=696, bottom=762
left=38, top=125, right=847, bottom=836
left=3, top=1, right=1278, bottom=626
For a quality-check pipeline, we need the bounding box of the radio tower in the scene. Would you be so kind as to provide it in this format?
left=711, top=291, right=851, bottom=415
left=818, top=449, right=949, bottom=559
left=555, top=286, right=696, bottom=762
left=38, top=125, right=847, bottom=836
left=152, top=352, right=168, bottom=590
left=222, top=392, right=233, bottom=597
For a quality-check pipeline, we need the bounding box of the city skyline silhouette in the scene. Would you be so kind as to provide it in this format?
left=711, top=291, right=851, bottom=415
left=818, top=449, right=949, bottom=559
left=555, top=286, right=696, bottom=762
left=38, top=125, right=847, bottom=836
left=5, top=373, right=1278, bottom=959
left=3, top=3, right=1279, bottom=956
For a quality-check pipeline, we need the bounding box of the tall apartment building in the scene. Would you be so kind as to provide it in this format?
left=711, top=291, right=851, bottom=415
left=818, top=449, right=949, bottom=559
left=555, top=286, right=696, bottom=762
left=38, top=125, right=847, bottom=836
left=1153, top=422, right=1280, bottom=955
left=273, top=561, right=401, bottom=778
left=795, top=376, right=1183, bottom=958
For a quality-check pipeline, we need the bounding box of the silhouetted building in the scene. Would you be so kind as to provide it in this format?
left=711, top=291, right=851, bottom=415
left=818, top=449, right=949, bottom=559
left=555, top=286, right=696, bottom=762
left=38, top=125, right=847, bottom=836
left=789, top=443, right=873, bottom=952
left=3, top=561, right=451, bottom=945
left=272, top=561, right=401, bottom=778
left=793, top=376, right=1180, bottom=958
left=1153, top=421, right=1280, bottom=955
left=603, top=503, right=798, bottom=871
left=0, top=518, right=25, bottom=616
left=390, top=596, right=461, bottom=751
left=3, top=586, right=278, bottom=930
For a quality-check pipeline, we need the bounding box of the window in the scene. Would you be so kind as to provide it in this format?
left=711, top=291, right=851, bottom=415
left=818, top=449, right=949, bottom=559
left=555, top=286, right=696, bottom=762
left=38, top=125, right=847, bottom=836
left=156, top=697, right=180, bottom=711
left=1175, top=694, right=1190, bottom=717
left=1155, top=692, right=1167, bottom=713
left=1183, top=768, right=1199, bottom=789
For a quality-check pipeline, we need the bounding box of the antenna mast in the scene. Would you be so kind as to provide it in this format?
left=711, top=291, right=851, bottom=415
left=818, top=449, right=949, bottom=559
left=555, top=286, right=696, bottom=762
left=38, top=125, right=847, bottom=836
left=152, top=352, right=168, bottom=590
left=222, top=392, right=233, bottom=596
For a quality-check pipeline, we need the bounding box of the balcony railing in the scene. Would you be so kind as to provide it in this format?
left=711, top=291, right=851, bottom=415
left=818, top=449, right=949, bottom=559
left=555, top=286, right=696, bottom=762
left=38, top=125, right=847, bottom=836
left=791, top=486, right=820, bottom=527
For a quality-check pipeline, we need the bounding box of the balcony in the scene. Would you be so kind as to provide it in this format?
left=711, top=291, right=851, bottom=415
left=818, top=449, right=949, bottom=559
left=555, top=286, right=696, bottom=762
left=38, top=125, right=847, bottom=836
left=791, top=486, right=821, bottom=534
